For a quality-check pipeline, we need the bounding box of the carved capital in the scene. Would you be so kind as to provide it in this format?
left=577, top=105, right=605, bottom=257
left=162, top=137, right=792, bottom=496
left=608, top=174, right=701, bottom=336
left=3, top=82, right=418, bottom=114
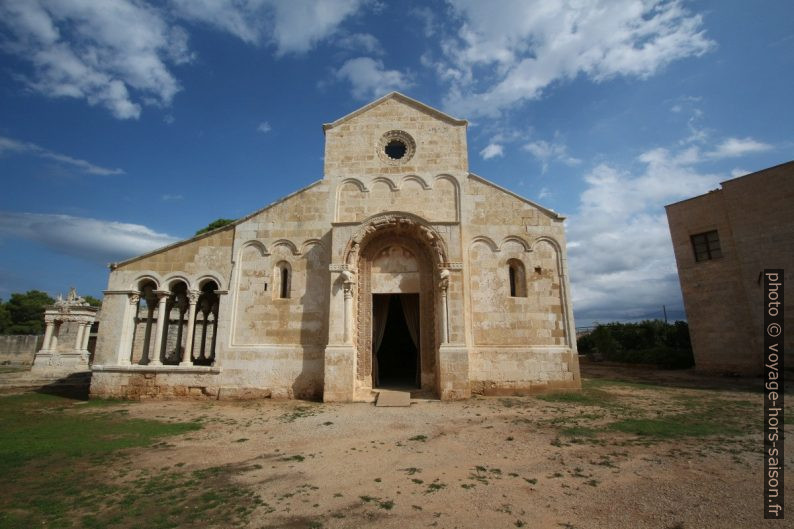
left=341, top=269, right=355, bottom=296
left=439, top=268, right=450, bottom=292
left=128, top=292, right=140, bottom=306
left=154, top=290, right=171, bottom=301
left=187, top=289, right=200, bottom=304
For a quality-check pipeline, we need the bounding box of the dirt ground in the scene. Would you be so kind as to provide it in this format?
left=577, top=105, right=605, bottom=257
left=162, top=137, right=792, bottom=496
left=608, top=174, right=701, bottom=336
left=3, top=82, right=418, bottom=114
left=73, top=364, right=789, bottom=529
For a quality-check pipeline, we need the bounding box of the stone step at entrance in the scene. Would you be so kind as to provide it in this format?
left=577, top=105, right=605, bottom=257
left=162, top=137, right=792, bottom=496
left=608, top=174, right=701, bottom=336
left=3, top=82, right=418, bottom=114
left=375, top=389, right=412, bottom=407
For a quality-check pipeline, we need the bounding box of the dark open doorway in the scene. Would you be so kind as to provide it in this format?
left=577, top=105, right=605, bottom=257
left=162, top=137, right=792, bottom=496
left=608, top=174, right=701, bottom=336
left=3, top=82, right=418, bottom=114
left=372, top=294, right=420, bottom=389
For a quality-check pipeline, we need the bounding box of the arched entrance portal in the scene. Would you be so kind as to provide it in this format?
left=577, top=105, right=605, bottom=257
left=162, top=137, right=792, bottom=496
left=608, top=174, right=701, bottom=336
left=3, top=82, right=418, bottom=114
left=348, top=215, right=446, bottom=395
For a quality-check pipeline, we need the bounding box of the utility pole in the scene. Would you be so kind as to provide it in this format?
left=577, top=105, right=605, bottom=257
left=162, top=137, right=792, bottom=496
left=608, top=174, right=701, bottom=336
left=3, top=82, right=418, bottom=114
left=663, top=305, right=668, bottom=324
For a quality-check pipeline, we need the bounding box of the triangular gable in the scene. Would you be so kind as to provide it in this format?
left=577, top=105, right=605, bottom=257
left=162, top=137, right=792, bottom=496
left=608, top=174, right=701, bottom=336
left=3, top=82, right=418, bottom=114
left=322, top=92, right=467, bottom=133
left=468, top=173, right=565, bottom=221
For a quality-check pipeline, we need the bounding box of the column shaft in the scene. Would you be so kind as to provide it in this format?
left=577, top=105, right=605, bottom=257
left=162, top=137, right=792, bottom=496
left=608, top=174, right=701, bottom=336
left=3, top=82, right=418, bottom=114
left=74, top=323, right=85, bottom=351
left=82, top=322, right=92, bottom=351
left=42, top=321, right=55, bottom=351
left=150, top=291, right=169, bottom=366
left=180, top=295, right=198, bottom=366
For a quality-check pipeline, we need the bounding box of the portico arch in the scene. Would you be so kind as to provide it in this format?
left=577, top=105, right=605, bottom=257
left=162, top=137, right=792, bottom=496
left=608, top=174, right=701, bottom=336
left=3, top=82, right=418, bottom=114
left=344, top=213, right=448, bottom=395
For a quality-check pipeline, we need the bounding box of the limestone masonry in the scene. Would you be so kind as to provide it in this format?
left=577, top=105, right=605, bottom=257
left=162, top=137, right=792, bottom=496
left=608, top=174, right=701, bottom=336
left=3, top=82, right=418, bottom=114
left=666, top=161, right=793, bottom=375
left=90, top=93, right=580, bottom=401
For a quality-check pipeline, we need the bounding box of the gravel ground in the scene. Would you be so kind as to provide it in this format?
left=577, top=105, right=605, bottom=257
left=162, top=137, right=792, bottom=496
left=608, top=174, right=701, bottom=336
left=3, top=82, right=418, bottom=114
left=101, top=365, right=791, bottom=529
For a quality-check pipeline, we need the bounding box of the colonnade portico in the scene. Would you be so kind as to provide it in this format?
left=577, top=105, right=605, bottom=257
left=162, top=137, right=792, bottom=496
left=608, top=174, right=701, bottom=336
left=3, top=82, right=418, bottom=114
left=32, top=287, right=98, bottom=374
left=113, top=278, right=221, bottom=368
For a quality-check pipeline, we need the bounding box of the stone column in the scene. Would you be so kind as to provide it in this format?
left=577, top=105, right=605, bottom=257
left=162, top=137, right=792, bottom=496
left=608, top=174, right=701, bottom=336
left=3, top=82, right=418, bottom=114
left=439, top=268, right=450, bottom=344
left=81, top=321, right=92, bottom=351
left=42, top=318, right=55, bottom=351
left=74, top=321, right=85, bottom=351
left=342, top=270, right=355, bottom=344
left=50, top=322, right=60, bottom=352
left=150, top=290, right=170, bottom=366
left=116, top=293, right=139, bottom=365
left=180, top=290, right=200, bottom=366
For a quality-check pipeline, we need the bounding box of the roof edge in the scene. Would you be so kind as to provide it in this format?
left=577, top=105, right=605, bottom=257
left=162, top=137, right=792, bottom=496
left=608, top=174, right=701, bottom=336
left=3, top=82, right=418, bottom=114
left=111, top=179, right=324, bottom=270
left=468, top=173, right=565, bottom=221
left=323, top=92, right=467, bottom=133
left=665, top=159, right=794, bottom=208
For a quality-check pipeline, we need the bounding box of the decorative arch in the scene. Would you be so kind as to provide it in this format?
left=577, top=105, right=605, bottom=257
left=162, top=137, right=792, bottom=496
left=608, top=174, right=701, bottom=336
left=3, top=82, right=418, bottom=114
left=238, top=239, right=269, bottom=259
left=271, top=239, right=301, bottom=256
left=370, top=176, right=398, bottom=191
left=300, top=238, right=326, bottom=255
left=500, top=235, right=531, bottom=253
left=164, top=274, right=191, bottom=291
left=195, top=273, right=226, bottom=291
left=351, top=219, right=439, bottom=393
left=343, top=212, right=448, bottom=267
left=338, top=177, right=369, bottom=193
left=132, top=273, right=161, bottom=291
left=469, top=236, right=500, bottom=253
left=400, top=174, right=431, bottom=190
left=530, top=236, right=563, bottom=254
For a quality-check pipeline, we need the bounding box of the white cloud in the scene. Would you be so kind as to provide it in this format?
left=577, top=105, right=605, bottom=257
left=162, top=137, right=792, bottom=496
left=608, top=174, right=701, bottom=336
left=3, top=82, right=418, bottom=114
left=567, top=146, right=723, bottom=324
left=160, top=193, right=183, bottom=201
left=257, top=121, right=272, bottom=134
left=434, top=0, right=715, bottom=117
left=163, top=114, right=175, bottom=125
left=730, top=167, right=748, bottom=178
left=706, top=137, right=772, bottom=159
left=410, top=7, right=437, bottom=37
left=538, top=186, right=551, bottom=200
left=171, top=0, right=364, bottom=55
left=0, top=0, right=193, bottom=119
left=0, top=212, right=180, bottom=264
left=479, top=143, right=504, bottom=160
left=0, top=135, right=123, bottom=175
left=335, top=32, right=382, bottom=55
left=335, top=57, right=412, bottom=99
left=523, top=139, right=581, bottom=172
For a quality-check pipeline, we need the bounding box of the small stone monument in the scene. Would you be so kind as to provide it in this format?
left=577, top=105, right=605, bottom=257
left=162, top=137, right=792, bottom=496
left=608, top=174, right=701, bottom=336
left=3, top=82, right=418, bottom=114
left=32, top=287, right=99, bottom=374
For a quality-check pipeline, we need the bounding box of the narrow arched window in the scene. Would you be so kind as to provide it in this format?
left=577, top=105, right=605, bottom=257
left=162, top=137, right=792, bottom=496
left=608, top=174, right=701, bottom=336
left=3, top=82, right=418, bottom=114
left=275, top=261, right=291, bottom=299
left=507, top=259, right=527, bottom=297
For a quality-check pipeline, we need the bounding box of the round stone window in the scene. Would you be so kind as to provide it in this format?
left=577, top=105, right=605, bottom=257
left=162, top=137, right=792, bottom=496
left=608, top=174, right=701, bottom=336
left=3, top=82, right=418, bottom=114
left=378, top=130, right=415, bottom=164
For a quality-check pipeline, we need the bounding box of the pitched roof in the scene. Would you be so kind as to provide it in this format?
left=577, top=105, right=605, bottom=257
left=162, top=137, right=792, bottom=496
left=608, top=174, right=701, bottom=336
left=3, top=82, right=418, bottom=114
left=322, top=92, right=468, bottom=133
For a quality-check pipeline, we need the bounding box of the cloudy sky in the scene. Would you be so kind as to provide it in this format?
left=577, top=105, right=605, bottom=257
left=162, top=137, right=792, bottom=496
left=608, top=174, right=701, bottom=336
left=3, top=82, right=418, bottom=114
left=0, top=0, right=791, bottom=326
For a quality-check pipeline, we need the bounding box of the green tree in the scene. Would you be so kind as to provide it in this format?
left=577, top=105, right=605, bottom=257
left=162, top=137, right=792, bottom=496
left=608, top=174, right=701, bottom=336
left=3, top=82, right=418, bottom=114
left=83, top=295, right=102, bottom=308
left=195, top=218, right=235, bottom=236
left=0, top=299, right=10, bottom=334
left=5, top=290, right=54, bottom=335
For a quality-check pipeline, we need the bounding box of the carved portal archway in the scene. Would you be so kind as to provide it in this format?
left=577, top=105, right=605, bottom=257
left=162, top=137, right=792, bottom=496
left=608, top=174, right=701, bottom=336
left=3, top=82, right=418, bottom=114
left=345, top=213, right=447, bottom=393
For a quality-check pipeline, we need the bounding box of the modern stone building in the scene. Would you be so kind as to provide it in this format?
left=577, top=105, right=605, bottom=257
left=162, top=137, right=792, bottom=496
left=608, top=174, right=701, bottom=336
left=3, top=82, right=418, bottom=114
left=90, top=93, right=580, bottom=401
left=665, top=161, right=793, bottom=374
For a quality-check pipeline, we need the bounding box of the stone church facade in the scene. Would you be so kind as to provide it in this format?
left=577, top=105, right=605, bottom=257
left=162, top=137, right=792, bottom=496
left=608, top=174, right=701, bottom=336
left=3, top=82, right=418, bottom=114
left=90, top=93, right=580, bottom=401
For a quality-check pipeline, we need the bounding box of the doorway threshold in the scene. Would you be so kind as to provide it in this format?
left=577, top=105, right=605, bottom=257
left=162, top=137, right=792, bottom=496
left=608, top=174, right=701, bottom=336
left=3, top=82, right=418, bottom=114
left=375, top=389, right=411, bottom=407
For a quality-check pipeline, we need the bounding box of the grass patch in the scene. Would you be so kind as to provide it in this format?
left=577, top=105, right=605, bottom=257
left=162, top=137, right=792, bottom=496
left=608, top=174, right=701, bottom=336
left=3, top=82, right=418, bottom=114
left=559, top=426, right=599, bottom=438
left=0, top=393, right=265, bottom=529
left=0, top=393, right=200, bottom=475
left=536, top=388, right=615, bottom=407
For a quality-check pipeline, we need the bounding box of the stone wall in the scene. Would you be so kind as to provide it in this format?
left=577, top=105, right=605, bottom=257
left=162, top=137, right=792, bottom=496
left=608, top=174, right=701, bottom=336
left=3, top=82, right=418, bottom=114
left=323, top=95, right=468, bottom=178
left=461, top=175, right=578, bottom=391
left=666, top=161, right=794, bottom=374
left=0, top=335, right=42, bottom=365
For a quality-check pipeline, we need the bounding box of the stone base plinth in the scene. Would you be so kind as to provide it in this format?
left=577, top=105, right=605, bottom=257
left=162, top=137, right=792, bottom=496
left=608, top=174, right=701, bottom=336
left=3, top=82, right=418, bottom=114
left=31, top=351, right=89, bottom=376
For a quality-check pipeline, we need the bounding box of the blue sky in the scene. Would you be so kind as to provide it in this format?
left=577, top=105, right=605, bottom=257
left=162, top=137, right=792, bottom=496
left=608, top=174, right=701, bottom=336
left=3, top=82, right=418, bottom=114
left=0, top=0, right=791, bottom=326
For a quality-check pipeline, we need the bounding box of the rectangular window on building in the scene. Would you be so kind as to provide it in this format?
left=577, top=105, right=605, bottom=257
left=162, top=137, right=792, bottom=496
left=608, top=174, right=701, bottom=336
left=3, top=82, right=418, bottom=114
left=691, top=230, right=722, bottom=262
